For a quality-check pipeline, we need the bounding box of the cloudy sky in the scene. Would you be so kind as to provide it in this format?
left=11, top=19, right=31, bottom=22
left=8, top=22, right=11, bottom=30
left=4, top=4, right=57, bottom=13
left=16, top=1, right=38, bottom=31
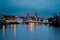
left=0, top=0, right=60, bottom=17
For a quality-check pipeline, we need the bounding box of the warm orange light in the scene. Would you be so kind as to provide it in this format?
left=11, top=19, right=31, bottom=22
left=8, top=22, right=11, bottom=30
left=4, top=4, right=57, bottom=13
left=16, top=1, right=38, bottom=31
left=14, top=24, right=16, bottom=36
left=29, top=20, right=34, bottom=31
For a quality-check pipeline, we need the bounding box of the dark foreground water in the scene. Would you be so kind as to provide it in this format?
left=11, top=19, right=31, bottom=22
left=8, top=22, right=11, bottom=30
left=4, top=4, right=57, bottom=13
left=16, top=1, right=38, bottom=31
left=0, top=23, right=60, bottom=40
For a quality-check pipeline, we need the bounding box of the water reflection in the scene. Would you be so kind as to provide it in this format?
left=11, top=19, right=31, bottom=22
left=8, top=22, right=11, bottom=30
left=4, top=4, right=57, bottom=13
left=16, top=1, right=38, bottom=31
left=29, top=22, right=34, bottom=31
left=29, top=22, right=39, bottom=31
left=28, top=22, right=39, bottom=40
left=3, top=25, right=5, bottom=40
left=14, top=24, right=16, bottom=40
left=0, top=24, right=60, bottom=40
left=2, top=24, right=17, bottom=40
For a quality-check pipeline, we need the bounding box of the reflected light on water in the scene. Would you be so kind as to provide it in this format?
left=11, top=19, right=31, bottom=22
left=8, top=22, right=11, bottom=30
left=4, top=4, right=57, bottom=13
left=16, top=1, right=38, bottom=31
left=3, top=25, right=5, bottom=40
left=2, top=24, right=17, bottom=40
left=29, top=22, right=39, bottom=40
left=29, top=22, right=39, bottom=31
left=14, top=24, right=16, bottom=35
left=1, top=23, right=60, bottom=40
left=7, top=25, right=9, bottom=29
left=29, top=22, right=34, bottom=31
left=14, top=24, right=16, bottom=40
left=3, top=25, right=5, bottom=32
left=34, top=23, right=39, bottom=31
left=35, top=23, right=39, bottom=27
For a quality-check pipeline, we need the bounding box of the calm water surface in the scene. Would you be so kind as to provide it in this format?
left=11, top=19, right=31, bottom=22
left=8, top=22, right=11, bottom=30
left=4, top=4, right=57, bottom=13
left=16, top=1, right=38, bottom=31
left=0, top=23, right=60, bottom=40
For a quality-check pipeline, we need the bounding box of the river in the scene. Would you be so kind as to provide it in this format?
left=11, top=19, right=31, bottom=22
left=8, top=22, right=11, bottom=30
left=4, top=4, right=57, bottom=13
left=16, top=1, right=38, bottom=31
left=0, top=23, right=60, bottom=40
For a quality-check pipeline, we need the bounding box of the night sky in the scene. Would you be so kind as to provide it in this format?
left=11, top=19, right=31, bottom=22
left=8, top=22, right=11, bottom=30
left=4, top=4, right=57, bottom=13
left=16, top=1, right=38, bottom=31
left=0, top=0, right=60, bottom=18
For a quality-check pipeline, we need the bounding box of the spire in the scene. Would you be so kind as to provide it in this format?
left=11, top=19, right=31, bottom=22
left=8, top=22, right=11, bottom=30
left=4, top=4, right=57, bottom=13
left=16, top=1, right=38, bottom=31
left=34, top=12, right=38, bottom=18
left=25, top=12, right=30, bottom=18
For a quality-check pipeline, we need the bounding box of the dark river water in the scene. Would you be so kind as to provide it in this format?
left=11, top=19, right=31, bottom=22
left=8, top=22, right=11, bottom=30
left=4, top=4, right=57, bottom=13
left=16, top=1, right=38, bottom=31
left=0, top=23, right=60, bottom=40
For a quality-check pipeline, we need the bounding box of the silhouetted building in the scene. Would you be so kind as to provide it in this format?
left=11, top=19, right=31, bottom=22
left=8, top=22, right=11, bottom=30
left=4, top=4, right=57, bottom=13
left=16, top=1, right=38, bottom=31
left=4, top=15, right=16, bottom=22
left=25, top=12, right=30, bottom=18
left=0, top=14, right=4, bottom=23
left=34, top=13, right=38, bottom=18
left=33, top=13, right=38, bottom=21
left=48, top=12, right=60, bottom=27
